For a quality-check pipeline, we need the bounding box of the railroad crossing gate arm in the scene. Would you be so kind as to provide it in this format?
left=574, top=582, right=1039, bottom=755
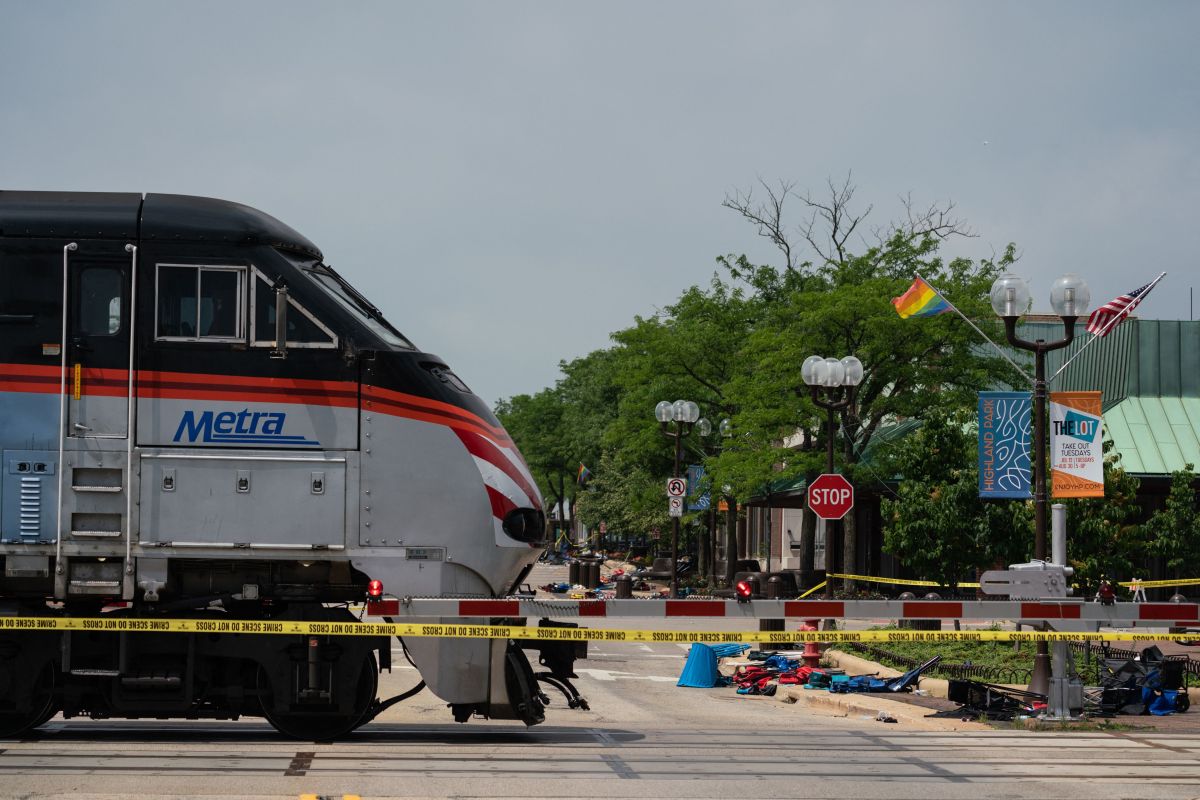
left=364, top=596, right=1200, bottom=629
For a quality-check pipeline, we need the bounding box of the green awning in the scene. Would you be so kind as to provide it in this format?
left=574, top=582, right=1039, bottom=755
left=1103, top=396, right=1200, bottom=476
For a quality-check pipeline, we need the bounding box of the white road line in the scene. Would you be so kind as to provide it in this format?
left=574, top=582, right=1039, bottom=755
left=574, top=668, right=678, bottom=683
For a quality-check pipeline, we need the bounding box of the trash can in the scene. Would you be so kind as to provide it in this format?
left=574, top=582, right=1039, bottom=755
left=615, top=575, right=633, bottom=599
left=583, top=560, right=601, bottom=589
left=568, top=560, right=581, bottom=586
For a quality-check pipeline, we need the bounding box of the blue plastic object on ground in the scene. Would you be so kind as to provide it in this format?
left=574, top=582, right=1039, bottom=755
left=677, top=642, right=746, bottom=687
left=678, top=643, right=721, bottom=688
left=711, top=643, right=750, bottom=659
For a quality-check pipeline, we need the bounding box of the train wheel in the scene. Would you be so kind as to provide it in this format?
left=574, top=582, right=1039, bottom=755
left=0, top=663, right=55, bottom=739
left=260, top=651, right=378, bottom=741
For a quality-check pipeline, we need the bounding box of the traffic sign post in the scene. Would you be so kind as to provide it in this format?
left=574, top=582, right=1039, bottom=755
left=808, top=473, right=854, bottom=520
left=668, top=497, right=684, bottom=517
left=666, top=477, right=687, bottom=497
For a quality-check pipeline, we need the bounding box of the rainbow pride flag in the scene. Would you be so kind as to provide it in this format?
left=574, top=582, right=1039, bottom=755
left=892, top=276, right=951, bottom=318
left=577, top=463, right=591, bottom=485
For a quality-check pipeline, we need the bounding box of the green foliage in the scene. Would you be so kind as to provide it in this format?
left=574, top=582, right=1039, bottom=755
left=880, top=412, right=1032, bottom=586
left=496, top=179, right=1037, bottom=579
left=1062, top=440, right=1145, bottom=593
left=1143, top=465, right=1200, bottom=578
left=853, top=626, right=1034, bottom=674
left=712, top=239, right=1019, bottom=501
left=574, top=450, right=669, bottom=537
left=494, top=387, right=572, bottom=518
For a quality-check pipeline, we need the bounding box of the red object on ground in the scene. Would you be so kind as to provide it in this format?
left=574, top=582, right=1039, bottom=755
left=807, top=473, right=854, bottom=520
left=800, top=618, right=822, bottom=669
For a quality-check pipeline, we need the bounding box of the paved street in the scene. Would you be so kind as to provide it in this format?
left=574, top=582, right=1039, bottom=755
left=2, top=565, right=1199, bottom=798
left=4, top=622, right=1200, bottom=799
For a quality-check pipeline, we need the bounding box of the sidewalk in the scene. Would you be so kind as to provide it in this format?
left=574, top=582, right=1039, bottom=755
left=820, top=646, right=1200, bottom=733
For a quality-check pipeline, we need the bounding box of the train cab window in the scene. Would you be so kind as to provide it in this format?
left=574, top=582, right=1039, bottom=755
left=77, top=267, right=123, bottom=336
left=156, top=264, right=245, bottom=342
left=250, top=270, right=337, bottom=349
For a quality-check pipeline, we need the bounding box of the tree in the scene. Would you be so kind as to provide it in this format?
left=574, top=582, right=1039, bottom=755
left=494, top=388, right=574, bottom=524
left=574, top=449, right=670, bottom=548
left=880, top=411, right=1031, bottom=586
left=1062, top=440, right=1145, bottom=594
left=1143, top=465, right=1200, bottom=580
left=714, top=177, right=1018, bottom=587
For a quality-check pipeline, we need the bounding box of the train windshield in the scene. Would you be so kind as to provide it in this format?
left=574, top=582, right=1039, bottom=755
left=300, top=262, right=414, bottom=349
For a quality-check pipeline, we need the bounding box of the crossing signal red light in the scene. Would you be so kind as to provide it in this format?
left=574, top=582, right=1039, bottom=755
left=736, top=580, right=752, bottom=603
left=367, top=579, right=384, bottom=598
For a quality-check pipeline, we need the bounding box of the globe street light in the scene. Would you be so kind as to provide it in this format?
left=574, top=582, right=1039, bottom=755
left=990, top=271, right=1090, bottom=695
left=655, top=399, right=701, bottom=597
left=802, top=355, right=863, bottom=597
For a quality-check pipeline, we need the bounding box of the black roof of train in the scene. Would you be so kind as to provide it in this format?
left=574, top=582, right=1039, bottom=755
left=0, top=191, right=322, bottom=259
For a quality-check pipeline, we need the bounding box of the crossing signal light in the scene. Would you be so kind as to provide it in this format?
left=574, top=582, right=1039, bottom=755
left=736, top=580, right=753, bottom=603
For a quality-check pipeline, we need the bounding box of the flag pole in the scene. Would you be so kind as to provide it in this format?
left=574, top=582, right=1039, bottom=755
left=1048, top=271, right=1166, bottom=383
left=914, top=272, right=1033, bottom=384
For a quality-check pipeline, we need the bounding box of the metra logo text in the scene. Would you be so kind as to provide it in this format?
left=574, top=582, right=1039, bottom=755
left=173, top=409, right=320, bottom=446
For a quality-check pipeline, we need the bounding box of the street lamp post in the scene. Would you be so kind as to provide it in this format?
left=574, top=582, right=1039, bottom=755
left=655, top=399, right=702, bottom=598
left=801, top=355, right=864, bottom=597
left=718, top=420, right=735, bottom=588
left=990, top=272, right=1090, bottom=696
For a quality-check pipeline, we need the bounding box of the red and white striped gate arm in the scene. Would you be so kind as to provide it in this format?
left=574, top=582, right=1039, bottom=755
left=365, top=597, right=1200, bottom=628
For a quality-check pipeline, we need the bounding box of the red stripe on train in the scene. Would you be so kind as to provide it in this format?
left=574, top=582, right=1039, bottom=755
left=485, top=485, right=517, bottom=521
left=454, top=429, right=539, bottom=509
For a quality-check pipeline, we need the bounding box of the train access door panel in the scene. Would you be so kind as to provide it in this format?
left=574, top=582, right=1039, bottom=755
left=138, top=455, right=347, bottom=548
left=66, top=248, right=133, bottom=440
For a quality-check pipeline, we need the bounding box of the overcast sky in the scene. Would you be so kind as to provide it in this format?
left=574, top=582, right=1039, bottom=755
left=3, top=2, right=1196, bottom=404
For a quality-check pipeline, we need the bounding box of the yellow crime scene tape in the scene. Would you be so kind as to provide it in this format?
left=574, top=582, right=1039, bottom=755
left=1117, top=577, right=1200, bottom=589
left=0, top=615, right=1195, bottom=643
left=829, top=573, right=981, bottom=589
left=830, top=572, right=1200, bottom=591
left=797, top=580, right=826, bottom=598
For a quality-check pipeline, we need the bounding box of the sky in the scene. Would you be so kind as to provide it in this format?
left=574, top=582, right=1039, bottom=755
left=2, top=1, right=1197, bottom=405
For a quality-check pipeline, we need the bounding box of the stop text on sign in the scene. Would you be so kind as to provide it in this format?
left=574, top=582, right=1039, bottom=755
left=808, top=473, right=854, bottom=520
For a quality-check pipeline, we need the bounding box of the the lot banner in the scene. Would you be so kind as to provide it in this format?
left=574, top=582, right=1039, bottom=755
left=978, top=391, right=1032, bottom=498
left=1050, top=391, right=1104, bottom=497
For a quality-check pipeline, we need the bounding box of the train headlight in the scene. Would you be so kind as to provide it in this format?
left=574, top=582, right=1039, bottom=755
left=503, top=508, right=547, bottom=544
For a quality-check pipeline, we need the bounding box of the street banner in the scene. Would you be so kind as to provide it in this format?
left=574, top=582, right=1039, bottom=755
left=686, top=464, right=710, bottom=511
left=978, top=391, right=1032, bottom=499
left=1050, top=391, right=1104, bottom=498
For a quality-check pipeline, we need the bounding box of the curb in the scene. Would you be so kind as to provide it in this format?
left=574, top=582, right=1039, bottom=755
left=774, top=686, right=990, bottom=731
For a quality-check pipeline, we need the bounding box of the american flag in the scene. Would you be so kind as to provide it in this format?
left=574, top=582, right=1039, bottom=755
left=1086, top=274, right=1164, bottom=337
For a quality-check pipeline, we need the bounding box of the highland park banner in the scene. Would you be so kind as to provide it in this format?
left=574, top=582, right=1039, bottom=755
left=978, top=391, right=1032, bottom=499
left=1050, top=391, right=1104, bottom=498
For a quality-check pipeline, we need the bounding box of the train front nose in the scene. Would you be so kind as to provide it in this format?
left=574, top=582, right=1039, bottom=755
left=356, top=351, right=552, bottom=724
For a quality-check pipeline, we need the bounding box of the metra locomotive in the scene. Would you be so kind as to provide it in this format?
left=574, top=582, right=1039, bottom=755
left=0, top=191, right=570, bottom=738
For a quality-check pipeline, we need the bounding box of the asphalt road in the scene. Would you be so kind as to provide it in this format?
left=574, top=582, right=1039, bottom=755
left=3, top=565, right=1200, bottom=798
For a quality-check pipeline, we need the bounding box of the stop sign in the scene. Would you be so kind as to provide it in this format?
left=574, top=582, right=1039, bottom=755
left=808, top=473, right=854, bottom=520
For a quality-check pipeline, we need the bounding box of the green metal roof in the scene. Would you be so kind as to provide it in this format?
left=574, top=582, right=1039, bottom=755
left=1013, top=319, right=1200, bottom=477
left=1103, top=396, right=1200, bottom=476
